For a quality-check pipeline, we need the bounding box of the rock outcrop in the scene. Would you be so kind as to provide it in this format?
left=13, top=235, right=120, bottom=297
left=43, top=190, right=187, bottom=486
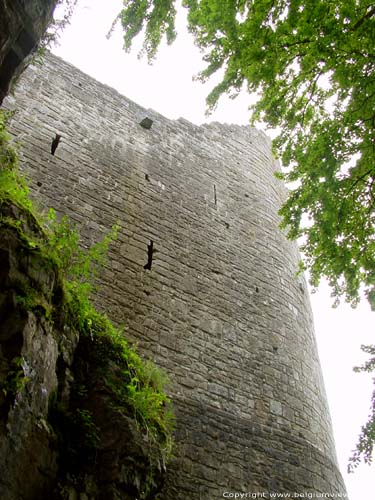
left=0, top=202, right=61, bottom=498
left=0, top=0, right=58, bottom=103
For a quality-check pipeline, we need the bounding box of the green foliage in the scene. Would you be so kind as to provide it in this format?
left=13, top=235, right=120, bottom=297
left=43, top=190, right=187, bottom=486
left=0, top=111, right=34, bottom=214
left=70, top=304, right=174, bottom=460
left=112, top=0, right=177, bottom=59
left=2, top=357, right=29, bottom=397
left=15, top=284, right=52, bottom=319
left=46, top=208, right=120, bottom=308
left=349, top=344, right=375, bottom=471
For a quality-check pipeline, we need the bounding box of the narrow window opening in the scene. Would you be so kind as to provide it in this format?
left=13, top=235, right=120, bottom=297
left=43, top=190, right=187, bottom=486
left=140, top=117, right=153, bottom=129
left=143, top=240, right=154, bottom=270
left=50, top=134, right=62, bottom=155
left=255, top=286, right=259, bottom=293
left=145, top=173, right=150, bottom=182
left=213, top=184, right=217, bottom=206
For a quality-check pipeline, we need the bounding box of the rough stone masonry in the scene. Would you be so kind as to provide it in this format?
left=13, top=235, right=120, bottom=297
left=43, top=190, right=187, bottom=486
left=3, top=52, right=347, bottom=499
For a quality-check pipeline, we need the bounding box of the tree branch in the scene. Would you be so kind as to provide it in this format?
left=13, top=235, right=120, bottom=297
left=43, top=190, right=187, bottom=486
left=351, top=4, right=375, bottom=31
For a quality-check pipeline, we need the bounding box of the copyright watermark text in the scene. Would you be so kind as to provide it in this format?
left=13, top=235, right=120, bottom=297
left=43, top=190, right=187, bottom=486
left=222, top=493, right=348, bottom=499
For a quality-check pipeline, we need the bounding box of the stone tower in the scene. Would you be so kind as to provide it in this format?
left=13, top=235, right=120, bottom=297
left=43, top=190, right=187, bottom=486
left=3, top=52, right=347, bottom=499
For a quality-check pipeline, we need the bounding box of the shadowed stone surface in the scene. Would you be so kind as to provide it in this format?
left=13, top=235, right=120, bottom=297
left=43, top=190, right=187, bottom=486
left=0, top=204, right=60, bottom=499
left=0, top=0, right=57, bottom=104
left=3, top=52, right=348, bottom=499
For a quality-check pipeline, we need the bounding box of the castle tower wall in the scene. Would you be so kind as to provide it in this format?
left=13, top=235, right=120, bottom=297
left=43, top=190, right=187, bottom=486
left=3, top=53, right=347, bottom=498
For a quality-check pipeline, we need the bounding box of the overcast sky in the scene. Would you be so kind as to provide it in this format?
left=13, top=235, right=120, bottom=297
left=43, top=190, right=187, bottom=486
left=52, top=1, right=375, bottom=498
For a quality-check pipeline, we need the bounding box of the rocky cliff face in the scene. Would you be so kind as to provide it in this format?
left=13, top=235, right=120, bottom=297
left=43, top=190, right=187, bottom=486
left=0, top=202, right=61, bottom=498
left=0, top=199, right=169, bottom=499
left=0, top=0, right=58, bottom=103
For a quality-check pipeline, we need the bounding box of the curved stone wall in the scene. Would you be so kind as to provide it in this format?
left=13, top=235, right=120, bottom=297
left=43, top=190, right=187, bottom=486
left=3, top=52, right=347, bottom=499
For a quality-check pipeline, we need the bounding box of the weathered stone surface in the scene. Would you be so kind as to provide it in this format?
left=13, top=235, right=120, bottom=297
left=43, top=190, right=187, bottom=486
left=3, top=52, right=348, bottom=498
left=0, top=0, right=58, bottom=103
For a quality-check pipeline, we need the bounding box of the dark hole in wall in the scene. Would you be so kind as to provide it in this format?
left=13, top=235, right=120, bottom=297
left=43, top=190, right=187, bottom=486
left=140, top=117, right=153, bottom=129
left=50, top=134, right=61, bottom=155
left=143, top=240, right=154, bottom=271
left=145, top=173, right=150, bottom=182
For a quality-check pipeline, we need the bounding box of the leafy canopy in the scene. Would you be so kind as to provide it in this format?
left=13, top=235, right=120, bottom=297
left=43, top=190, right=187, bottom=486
left=117, top=0, right=375, bottom=310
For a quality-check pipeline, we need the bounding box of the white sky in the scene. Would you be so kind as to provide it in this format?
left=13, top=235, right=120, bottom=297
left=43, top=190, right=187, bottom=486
left=52, top=1, right=375, bottom=498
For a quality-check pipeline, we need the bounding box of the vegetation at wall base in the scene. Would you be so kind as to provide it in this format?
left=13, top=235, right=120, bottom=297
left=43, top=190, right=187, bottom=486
left=0, top=109, right=174, bottom=493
